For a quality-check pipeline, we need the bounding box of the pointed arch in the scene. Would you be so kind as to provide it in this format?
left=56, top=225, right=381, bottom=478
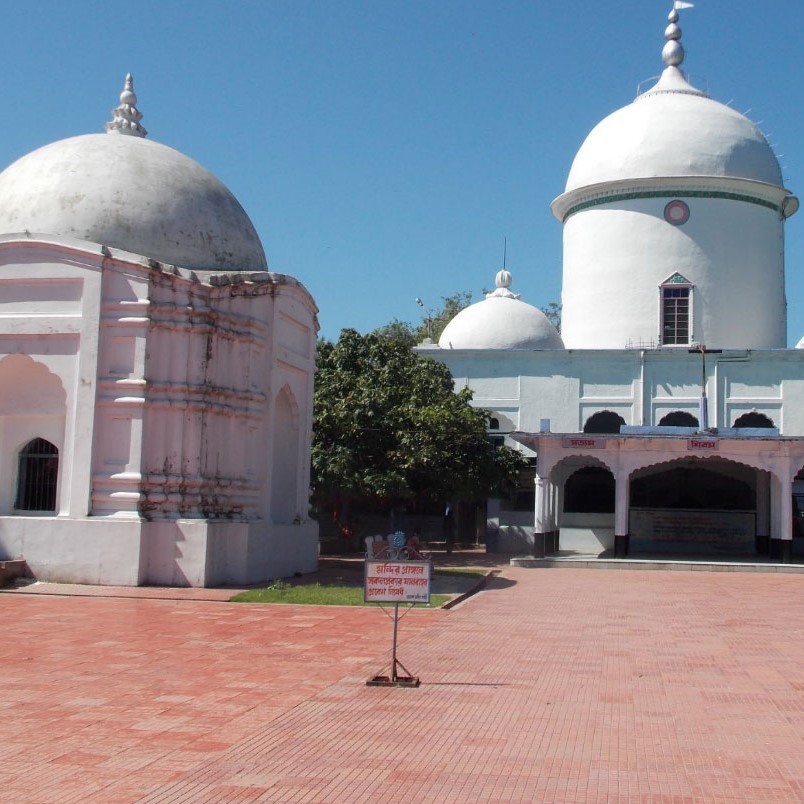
left=583, top=410, right=625, bottom=434
left=0, top=355, right=66, bottom=516
left=564, top=465, right=615, bottom=513
left=630, top=457, right=756, bottom=511
left=629, top=455, right=763, bottom=555
left=658, top=410, right=699, bottom=427
left=0, top=354, right=66, bottom=413
left=733, top=412, right=775, bottom=428
left=16, top=438, right=59, bottom=511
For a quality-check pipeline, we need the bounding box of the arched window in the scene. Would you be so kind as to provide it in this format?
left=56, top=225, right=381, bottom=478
left=488, top=417, right=500, bottom=430
left=583, top=411, right=626, bottom=434
left=564, top=466, right=615, bottom=513
left=16, top=438, right=58, bottom=512
left=733, top=412, right=775, bottom=429
left=659, top=273, right=693, bottom=346
left=658, top=411, right=699, bottom=427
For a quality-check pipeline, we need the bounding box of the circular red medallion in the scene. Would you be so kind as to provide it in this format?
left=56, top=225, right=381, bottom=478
left=664, top=199, right=690, bottom=225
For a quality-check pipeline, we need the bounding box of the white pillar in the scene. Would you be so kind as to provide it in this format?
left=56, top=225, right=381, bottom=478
left=554, top=479, right=563, bottom=532
left=756, top=471, right=770, bottom=537
left=534, top=473, right=549, bottom=533
left=770, top=470, right=793, bottom=563
left=756, top=471, right=770, bottom=556
left=780, top=478, right=793, bottom=546
left=614, top=470, right=630, bottom=557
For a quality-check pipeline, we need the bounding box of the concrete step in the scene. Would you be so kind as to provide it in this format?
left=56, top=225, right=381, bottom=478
left=0, top=560, right=30, bottom=587
left=511, top=555, right=804, bottom=573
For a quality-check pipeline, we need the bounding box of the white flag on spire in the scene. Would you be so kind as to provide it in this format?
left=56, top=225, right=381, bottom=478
left=674, top=1, right=695, bottom=8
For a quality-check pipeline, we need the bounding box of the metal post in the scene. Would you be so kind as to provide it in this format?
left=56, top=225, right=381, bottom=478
left=689, top=344, right=720, bottom=430
left=698, top=344, right=708, bottom=429
left=391, top=602, right=400, bottom=682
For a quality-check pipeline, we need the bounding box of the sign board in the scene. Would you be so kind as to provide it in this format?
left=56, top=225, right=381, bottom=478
left=687, top=438, right=718, bottom=451
left=562, top=436, right=607, bottom=449
left=365, top=560, right=432, bottom=604
left=629, top=508, right=754, bottom=554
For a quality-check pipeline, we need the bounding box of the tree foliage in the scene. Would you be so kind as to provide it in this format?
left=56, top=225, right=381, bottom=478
left=312, top=329, right=526, bottom=525
left=372, top=292, right=473, bottom=347
left=416, top=291, right=473, bottom=342
left=541, top=301, right=562, bottom=333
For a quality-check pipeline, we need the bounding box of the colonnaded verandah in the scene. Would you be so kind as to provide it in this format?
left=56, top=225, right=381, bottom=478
left=419, top=5, right=804, bottom=563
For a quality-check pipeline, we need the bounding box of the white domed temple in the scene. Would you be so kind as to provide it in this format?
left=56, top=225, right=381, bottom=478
left=0, top=76, right=319, bottom=585
left=420, top=8, right=804, bottom=562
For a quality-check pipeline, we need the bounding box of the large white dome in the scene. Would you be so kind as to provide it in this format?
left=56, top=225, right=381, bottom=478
left=0, top=78, right=267, bottom=272
left=566, top=68, right=783, bottom=193
left=438, top=271, right=563, bottom=350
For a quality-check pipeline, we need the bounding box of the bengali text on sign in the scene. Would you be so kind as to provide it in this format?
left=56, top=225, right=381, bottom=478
left=364, top=560, right=432, bottom=603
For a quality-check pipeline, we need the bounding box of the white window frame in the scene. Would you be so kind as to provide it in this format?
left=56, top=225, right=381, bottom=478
left=659, top=275, right=693, bottom=346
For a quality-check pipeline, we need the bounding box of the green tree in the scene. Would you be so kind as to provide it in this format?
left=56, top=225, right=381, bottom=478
left=541, top=301, right=562, bottom=333
left=373, top=293, right=474, bottom=347
left=371, top=318, right=417, bottom=348
left=413, top=291, right=472, bottom=342
left=312, top=328, right=525, bottom=537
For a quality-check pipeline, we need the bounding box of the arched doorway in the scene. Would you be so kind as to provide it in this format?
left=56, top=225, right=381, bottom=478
left=557, top=459, right=615, bottom=554
left=629, top=458, right=759, bottom=556
left=564, top=466, right=615, bottom=513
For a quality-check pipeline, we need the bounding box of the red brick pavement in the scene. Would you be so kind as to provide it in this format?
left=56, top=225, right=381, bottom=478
left=2, top=568, right=804, bottom=802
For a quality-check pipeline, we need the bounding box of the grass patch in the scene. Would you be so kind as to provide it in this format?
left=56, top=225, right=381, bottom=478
left=230, top=579, right=450, bottom=607
left=433, top=568, right=487, bottom=578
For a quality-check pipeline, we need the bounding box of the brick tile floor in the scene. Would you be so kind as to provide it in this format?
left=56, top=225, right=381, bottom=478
left=2, top=567, right=804, bottom=802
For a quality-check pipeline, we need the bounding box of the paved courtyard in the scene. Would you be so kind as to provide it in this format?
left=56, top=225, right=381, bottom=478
left=3, top=565, right=804, bottom=802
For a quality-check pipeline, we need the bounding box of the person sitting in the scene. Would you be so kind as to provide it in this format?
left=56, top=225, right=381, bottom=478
left=405, top=531, right=424, bottom=559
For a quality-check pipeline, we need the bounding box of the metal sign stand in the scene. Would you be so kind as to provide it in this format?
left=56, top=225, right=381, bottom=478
left=366, top=601, right=420, bottom=688
left=363, top=544, right=431, bottom=688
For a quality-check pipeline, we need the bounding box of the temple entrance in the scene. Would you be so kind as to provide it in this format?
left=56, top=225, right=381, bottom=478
left=557, top=460, right=615, bottom=554
left=629, top=458, right=759, bottom=556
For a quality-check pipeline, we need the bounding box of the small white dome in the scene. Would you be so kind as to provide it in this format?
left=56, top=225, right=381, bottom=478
left=438, top=296, right=563, bottom=350
left=566, top=69, right=782, bottom=192
left=0, top=133, right=267, bottom=271
left=796, top=335, right=804, bottom=349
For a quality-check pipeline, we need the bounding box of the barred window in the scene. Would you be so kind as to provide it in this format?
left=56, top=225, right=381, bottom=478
left=661, top=286, right=691, bottom=345
left=16, top=438, right=58, bottom=512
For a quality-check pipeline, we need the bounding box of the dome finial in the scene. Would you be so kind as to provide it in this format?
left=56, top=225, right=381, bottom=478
left=663, top=2, right=694, bottom=69
left=640, top=2, right=703, bottom=97
left=487, top=268, right=520, bottom=299
left=105, top=73, right=147, bottom=137
left=663, top=7, right=683, bottom=68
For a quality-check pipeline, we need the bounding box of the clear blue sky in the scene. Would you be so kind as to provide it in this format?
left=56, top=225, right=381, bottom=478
left=1, top=1, right=803, bottom=344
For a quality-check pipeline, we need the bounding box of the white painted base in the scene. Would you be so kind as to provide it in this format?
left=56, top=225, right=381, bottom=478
left=559, top=513, right=615, bottom=553
left=0, top=516, right=145, bottom=585
left=0, top=516, right=319, bottom=587
left=497, top=525, right=535, bottom=553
